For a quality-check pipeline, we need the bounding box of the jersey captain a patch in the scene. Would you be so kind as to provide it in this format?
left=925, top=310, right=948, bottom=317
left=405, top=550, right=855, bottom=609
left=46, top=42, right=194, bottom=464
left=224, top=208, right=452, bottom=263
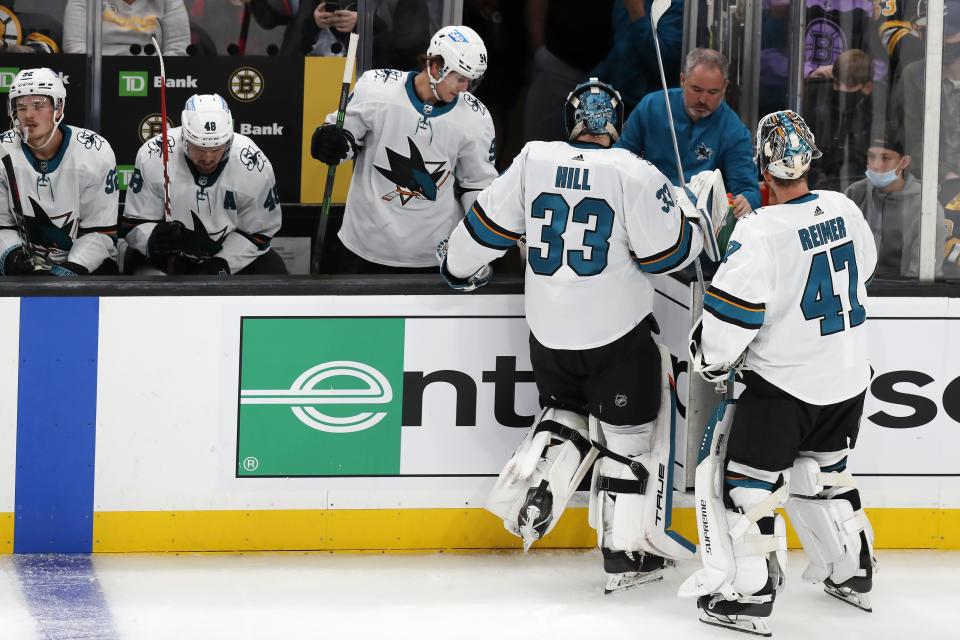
left=375, top=137, right=450, bottom=205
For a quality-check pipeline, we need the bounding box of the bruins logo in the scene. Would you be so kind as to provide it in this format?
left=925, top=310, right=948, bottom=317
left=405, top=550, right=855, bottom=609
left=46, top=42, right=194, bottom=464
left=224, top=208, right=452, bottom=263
left=229, top=67, right=264, bottom=102
left=139, top=114, right=173, bottom=143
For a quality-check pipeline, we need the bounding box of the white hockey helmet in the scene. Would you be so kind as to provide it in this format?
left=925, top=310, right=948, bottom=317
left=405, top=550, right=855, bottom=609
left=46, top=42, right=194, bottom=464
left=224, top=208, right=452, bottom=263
left=754, top=110, right=822, bottom=180
left=181, top=94, right=234, bottom=148
left=7, top=67, right=67, bottom=120
left=426, top=25, right=487, bottom=89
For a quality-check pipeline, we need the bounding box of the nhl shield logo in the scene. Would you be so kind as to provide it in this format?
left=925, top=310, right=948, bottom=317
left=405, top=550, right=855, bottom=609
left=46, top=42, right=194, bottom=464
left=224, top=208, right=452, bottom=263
left=615, top=394, right=628, bottom=408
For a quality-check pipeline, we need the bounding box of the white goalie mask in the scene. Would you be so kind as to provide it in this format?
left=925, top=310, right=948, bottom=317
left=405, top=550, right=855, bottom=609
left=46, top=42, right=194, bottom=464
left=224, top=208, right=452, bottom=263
left=754, top=110, right=822, bottom=180
left=7, top=68, right=67, bottom=147
left=426, top=25, right=487, bottom=97
left=181, top=94, right=234, bottom=149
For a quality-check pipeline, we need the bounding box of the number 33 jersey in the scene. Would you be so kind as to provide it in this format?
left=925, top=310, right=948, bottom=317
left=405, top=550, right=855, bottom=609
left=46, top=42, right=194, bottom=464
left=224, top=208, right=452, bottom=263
left=447, top=141, right=703, bottom=350
left=702, top=191, right=878, bottom=404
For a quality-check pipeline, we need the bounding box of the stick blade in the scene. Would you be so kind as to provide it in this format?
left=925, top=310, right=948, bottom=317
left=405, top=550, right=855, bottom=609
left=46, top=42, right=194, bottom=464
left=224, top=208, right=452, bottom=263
left=651, top=0, right=672, bottom=29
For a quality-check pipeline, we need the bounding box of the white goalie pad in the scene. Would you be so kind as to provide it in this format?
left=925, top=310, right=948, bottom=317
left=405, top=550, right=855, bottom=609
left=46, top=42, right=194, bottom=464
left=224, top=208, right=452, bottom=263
left=785, top=457, right=875, bottom=585
left=588, top=344, right=696, bottom=561
left=677, top=394, right=789, bottom=600
left=485, top=407, right=597, bottom=549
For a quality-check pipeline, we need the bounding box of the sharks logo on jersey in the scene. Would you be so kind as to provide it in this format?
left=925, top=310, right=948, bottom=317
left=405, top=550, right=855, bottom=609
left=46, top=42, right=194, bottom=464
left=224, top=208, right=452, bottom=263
left=696, top=142, right=713, bottom=160
left=147, top=135, right=175, bottom=159
left=25, top=196, right=77, bottom=252
left=373, top=69, right=403, bottom=84
left=375, top=137, right=450, bottom=205
left=240, top=145, right=266, bottom=173
left=180, top=210, right=228, bottom=258
left=76, top=130, right=103, bottom=151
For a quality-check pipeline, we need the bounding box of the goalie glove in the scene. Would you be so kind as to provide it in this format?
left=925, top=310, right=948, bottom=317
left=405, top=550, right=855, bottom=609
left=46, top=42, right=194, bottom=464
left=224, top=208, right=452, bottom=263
left=688, top=316, right=747, bottom=386
left=675, top=185, right=722, bottom=263
left=437, top=239, right=492, bottom=292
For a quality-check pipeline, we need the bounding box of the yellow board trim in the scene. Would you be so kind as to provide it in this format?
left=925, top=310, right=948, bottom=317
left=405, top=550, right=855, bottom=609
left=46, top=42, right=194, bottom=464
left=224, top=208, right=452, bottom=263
left=300, top=57, right=355, bottom=204
left=78, top=507, right=960, bottom=553
left=0, top=512, right=12, bottom=553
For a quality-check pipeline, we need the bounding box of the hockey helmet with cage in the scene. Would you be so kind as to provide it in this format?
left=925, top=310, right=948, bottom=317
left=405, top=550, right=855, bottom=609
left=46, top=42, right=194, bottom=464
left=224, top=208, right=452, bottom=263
left=564, top=78, right=624, bottom=142
left=426, top=26, right=487, bottom=93
left=8, top=67, right=66, bottom=122
left=181, top=94, right=234, bottom=149
left=754, top=110, right=822, bottom=180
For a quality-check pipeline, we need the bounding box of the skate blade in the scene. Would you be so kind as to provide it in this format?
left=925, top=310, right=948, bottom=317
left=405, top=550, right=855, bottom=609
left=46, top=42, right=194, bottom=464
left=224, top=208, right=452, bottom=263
left=698, top=610, right=772, bottom=637
left=603, top=570, right=664, bottom=595
left=824, top=584, right=872, bottom=612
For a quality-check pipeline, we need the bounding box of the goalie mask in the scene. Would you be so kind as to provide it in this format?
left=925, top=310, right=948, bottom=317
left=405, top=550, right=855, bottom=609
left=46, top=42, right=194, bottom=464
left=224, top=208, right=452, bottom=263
left=181, top=94, right=234, bottom=149
left=564, top=78, right=624, bottom=142
left=755, top=110, right=822, bottom=180
left=7, top=67, right=66, bottom=148
left=426, top=25, right=487, bottom=98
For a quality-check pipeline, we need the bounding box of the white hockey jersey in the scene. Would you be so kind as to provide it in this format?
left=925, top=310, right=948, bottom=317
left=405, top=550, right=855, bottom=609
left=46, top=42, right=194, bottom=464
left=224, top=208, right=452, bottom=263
left=702, top=190, right=878, bottom=405
left=446, top=141, right=703, bottom=350
left=327, top=69, right=497, bottom=267
left=0, top=126, right=119, bottom=271
left=123, top=128, right=282, bottom=273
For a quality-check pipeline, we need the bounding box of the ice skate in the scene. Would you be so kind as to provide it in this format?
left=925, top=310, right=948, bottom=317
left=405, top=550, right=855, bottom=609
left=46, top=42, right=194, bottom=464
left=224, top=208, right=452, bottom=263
left=602, top=549, right=671, bottom=594
left=697, top=594, right=773, bottom=637
left=518, top=481, right=553, bottom=552
left=823, top=577, right=872, bottom=612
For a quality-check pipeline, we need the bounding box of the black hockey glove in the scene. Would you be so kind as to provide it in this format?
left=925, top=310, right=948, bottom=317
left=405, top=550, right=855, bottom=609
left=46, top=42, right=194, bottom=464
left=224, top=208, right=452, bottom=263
left=1, top=246, right=46, bottom=275
left=310, top=124, right=354, bottom=166
left=188, top=256, right=231, bottom=276
left=48, top=261, right=89, bottom=277
left=147, top=220, right=186, bottom=258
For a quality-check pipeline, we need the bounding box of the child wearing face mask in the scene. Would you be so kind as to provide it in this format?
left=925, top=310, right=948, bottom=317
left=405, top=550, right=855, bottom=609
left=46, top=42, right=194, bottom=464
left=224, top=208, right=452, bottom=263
left=844, top=133, right=947, bottom=278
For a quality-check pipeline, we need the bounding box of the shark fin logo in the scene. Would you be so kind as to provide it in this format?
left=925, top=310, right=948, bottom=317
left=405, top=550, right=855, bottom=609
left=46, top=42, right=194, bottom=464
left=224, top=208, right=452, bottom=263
left=375, top=137, right=449, bottom=205
left=241, top=361, right=393, bottom=433
left=27, top=196, right=76, bottom=251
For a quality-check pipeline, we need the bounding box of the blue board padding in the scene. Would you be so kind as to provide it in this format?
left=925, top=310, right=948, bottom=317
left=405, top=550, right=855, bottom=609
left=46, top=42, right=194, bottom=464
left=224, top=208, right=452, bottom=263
left=14, top=297, right=99, bottom=553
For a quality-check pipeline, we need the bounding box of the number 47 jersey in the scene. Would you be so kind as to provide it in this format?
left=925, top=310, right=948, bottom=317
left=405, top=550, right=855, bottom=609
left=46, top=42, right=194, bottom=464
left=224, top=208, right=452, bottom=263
left=447, top=141, right=703, bottom=350
left=702, top=191, right=878, bottom=405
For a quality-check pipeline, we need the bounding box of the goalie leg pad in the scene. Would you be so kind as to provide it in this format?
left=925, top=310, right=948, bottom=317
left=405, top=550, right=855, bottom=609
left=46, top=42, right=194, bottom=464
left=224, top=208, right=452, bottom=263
left=485, top=407, right=597, bottom=548
left=786, top=453, right=875, bottom=591
left=679, top=453, right=789, bottom=604
left=588, top=344, right=696, bottom=562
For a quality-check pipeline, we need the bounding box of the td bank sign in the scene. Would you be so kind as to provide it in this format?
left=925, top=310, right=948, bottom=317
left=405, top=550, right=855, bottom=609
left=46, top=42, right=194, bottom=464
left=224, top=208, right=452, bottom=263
left=236, top=317, right=536, bottom=477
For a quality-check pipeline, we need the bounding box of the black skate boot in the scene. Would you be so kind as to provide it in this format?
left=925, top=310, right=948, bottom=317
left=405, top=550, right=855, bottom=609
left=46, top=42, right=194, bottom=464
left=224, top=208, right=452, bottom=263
left=517, top=481, right=553, bottom=552
left=601, top=548, right=671, bottom=594
left=697, top=577, right=775, bottom=637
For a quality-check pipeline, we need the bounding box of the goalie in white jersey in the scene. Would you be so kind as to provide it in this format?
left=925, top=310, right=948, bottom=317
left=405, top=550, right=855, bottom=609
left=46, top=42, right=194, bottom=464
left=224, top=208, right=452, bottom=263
left=0, top=68, right=118, bottom=276
left=441, top=79, right=713, bottom=593
left=122, top=94, right=286, bottom=275
left=310, top=25, right=497, bottom=273
left=681, top=111, right=879, bottom=636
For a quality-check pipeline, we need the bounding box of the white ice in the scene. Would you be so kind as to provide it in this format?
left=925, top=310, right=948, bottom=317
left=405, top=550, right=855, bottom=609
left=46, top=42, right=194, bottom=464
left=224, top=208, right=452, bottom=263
left=1, top=550, right=958, bottom=640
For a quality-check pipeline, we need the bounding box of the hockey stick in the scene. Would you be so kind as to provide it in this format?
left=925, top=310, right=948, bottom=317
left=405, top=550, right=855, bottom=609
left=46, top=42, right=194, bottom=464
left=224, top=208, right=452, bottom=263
left=151, top=36, right=177, bottom=274
left=0, top=143, right=46, bottom=271
left=649, top=0, right=718, bottom=290
left=310, top=31, right=359, bottom=274
left=237, top=4, right=252, bottom=55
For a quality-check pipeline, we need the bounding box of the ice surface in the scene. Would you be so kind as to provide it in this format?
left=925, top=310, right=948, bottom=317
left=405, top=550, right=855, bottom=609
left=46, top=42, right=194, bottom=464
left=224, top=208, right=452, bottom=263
left=1, top=550, right=957, bottom=639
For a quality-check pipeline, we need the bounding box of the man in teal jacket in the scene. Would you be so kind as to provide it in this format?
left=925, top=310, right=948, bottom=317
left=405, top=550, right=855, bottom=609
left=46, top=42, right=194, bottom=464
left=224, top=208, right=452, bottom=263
left=615, top=48, right=760, bottom=217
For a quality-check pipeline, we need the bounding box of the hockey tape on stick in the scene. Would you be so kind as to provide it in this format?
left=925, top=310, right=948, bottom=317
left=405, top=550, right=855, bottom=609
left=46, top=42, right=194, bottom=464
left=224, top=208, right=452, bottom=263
left=311, top=31, right=359, bottom=274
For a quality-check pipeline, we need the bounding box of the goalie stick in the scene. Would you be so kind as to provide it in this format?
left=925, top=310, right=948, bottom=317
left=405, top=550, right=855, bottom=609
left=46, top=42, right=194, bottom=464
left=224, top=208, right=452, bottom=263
left=311, top=31, right=359, bottom=274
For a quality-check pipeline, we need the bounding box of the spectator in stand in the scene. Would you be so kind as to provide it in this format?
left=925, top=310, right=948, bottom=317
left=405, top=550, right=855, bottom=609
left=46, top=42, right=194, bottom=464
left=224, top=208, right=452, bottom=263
left=0, top=1, right=62, bottom=53
left=590, top=0, right=683, bottom=116
left=63, top=0, right=190, bottom=56
left=805, top=49, right=880, bottom=192
left=523, top=0, right=613, bottom=142
left=247, top=0, right=356, bottom=57
left=898, top=1, right=960, bottom=186
left=616, top=48, right=761, bottom=218
left=845, top=132, right=946, bottom=278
